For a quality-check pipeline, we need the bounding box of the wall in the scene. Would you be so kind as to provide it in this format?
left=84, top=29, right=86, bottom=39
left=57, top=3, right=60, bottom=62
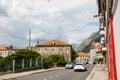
left=113, top=0, right=120, bottom=79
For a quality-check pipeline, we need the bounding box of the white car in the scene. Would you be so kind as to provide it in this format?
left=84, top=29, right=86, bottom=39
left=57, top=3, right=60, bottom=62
left=74, top=62, right=87, bottom=71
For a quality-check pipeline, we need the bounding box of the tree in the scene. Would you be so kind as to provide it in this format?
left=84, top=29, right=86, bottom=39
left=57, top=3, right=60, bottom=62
left=0, top=56, right=4, bottom=60
left=4, top=49, right=41, bottom=70
left=5, top=49, right=41, bottom=60
left=71, top=49, right=78, bottom=62
left=9, top=45, right=13, bottom=50
left=44, top=54, right=66, bottom=68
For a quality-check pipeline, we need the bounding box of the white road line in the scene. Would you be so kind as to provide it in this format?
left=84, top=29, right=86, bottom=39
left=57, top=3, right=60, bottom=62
left=49, top=76, right=53, bottom=79
left=60, top=73, right=63, bottom=75
left=43, top=78, right=47, bottom=80
left=63, top=72, right=66, bottom=74
left=55, top=75, right=58, bottom=77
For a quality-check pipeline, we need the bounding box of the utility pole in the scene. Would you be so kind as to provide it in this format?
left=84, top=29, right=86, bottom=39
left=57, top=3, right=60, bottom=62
left=29, top=28, right=31, bottom=49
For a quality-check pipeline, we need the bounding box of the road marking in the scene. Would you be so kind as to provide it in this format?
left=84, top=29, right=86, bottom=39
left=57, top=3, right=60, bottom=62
left=43, top=78, right=47, bottom=80
left=60, top=73, right=63, bottom=75
left=49, top=76, right=53, bottom=79
left=63, top=72, right=66, bottom=74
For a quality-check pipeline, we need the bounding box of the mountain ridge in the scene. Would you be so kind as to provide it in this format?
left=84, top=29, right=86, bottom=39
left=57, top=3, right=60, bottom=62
left=76, top=31, right=100, bottom=52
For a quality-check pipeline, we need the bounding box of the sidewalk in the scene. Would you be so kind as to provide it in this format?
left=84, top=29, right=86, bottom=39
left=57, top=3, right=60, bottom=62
left=0, top=67, right=64, bottom=80
left=86, top=64, right=108, bottom=80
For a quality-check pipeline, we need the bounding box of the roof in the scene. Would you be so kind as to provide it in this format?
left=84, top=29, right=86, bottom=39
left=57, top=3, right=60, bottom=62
left=36, top=39, right=71, bottom=47
left=96, top=0, right=106, bottom=16
left=77, top=52, right=90, bottom=57
left=0, top=46, right=8, bottom=50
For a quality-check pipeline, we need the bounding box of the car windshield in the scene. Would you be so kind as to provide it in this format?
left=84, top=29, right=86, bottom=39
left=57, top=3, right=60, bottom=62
left=76, top=61, right=86, bottom=64
left=67, top=62, right=73, bottom=64
left=75, top=62, right=84, bottom=65
left=75, top=63, right=83, bottom=65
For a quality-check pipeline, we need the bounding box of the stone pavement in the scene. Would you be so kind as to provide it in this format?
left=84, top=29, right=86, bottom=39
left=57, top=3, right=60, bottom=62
left=0, top=67, right=64, bottom=80
left=86, top=64, right=108, bottom=80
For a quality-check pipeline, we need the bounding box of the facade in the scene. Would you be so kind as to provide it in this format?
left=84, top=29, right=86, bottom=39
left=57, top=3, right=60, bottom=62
left=89, top=49, right=96, bottom=64
left=0, top=46, right=14, bottom=57
left=75, top=52, right=90, bottom=62
left=34, top=39, right=72, bottom=61
left=91, top=42, right=105, bottom=63
left=96, top=0, right=119, bottom=80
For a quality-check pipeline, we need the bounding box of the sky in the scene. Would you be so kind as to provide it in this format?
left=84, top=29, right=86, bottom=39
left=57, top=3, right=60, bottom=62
left=0, top=0, right=99, bottom=48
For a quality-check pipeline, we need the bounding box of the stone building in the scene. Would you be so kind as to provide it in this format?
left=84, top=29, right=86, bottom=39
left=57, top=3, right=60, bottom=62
left=34, top=39, right=72, bottom=61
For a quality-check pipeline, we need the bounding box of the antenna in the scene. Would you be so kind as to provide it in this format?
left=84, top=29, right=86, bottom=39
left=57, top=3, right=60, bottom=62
left=37, top=39, right=39, bottom=44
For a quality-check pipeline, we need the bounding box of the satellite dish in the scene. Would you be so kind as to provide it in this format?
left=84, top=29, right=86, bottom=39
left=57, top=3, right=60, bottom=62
left=99, top=17, right=104, bottom=23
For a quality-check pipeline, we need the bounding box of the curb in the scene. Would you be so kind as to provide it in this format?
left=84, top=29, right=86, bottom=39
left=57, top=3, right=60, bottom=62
left=85, top=66, right=96, bottom=80
left=85, top=64, right=108, bottom=80
left=0, top=67, right=64, bottom=80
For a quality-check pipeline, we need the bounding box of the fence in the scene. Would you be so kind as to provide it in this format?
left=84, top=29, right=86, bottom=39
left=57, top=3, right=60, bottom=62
left=0, top=58, right=43, bottom=73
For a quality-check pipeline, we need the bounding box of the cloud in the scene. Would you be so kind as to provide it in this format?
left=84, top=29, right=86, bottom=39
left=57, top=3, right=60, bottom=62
left=0, top=0, right=99, bottom=47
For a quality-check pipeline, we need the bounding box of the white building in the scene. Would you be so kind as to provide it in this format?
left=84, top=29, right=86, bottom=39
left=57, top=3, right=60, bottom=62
left=76, top=52, right=90, bottom=63
left=89, top=49, right=96, bottom=64
left=96, top=0, right=120, bottom=79
left=0, top=46, right=14, bottom=57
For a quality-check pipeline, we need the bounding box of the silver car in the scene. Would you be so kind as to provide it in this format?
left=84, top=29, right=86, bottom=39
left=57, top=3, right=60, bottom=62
left=65, top=62, right=74, bottom=69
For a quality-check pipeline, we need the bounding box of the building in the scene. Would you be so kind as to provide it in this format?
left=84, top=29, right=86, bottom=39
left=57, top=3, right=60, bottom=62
left=89, top=49, right=96, bottom=64
left=75, top=52, right=90, bottom=63
left=34, top=39, right=72, bottom=61
left=96, top=0, right=119, bottom=80
left=0, top=46, right=14, bottom=57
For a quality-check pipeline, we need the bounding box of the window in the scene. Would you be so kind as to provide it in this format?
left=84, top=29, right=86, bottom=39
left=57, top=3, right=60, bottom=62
left=55, top=47, right=59, bottom=54
left=63, top=47, right=67, bottom=53
left=48, top=48, right=51, bottom=54
left=40, top=48, right=44, bottom=54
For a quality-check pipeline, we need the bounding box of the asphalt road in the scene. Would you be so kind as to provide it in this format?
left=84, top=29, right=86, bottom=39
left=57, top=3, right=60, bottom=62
left=5, top=64, right=94, bottom=80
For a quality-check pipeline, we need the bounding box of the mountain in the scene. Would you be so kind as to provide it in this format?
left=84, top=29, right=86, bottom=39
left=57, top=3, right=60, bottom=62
left=76, top=31, right=100, bottom=52
left=71, top=44, right=79, bottom=50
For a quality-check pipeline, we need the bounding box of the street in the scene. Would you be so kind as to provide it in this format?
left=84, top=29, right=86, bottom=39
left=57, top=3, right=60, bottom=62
left=5, top=64, right=94, bottom=80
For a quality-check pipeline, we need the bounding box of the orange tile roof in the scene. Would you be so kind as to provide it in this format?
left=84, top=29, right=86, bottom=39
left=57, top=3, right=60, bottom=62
left=77, top=52, right=90, bottom=57
left=36, top=39, right=71, bottom=47
left=0, top=46, right=8, bottom=50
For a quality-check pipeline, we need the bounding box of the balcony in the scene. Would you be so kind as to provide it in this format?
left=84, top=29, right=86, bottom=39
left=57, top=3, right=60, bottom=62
left=100, top=30, right=106, bottom=37
left=102, top=47, right=106, bottom=51
left=99, top=26, right=104, bottom=30
left=100, top=37, right=105, bottom=44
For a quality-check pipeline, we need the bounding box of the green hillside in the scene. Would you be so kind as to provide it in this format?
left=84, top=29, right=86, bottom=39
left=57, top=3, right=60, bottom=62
left=76, top=31, right=100, bottom=52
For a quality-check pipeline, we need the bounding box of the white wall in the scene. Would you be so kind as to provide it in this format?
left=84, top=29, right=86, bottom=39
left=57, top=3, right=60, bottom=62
left=113, top=1, right=120, bottom=79
left=90, top=49, right=96, bottom=64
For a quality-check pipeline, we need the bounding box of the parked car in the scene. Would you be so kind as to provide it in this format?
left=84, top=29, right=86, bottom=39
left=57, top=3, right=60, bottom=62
left=65, top=62, right=74, bottom=69
left=74, top=62, right=87, bottom=71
